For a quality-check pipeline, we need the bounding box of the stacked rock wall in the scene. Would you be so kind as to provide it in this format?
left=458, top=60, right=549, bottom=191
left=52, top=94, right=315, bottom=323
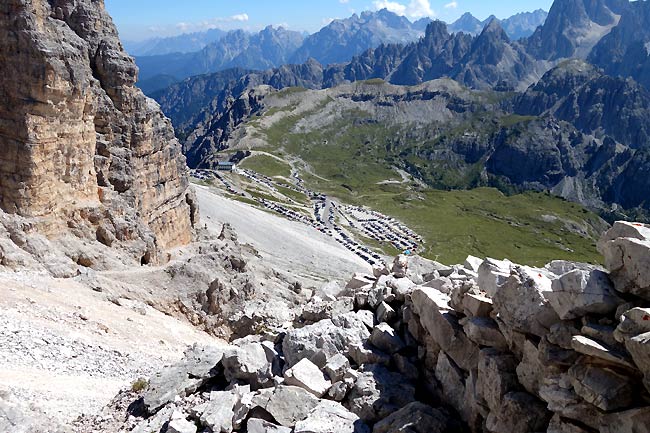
left=85, top=221, right=650, bottom=433
left=396, top=221, right=650, bottom=433
left=0, top=0, right=196, bottom=267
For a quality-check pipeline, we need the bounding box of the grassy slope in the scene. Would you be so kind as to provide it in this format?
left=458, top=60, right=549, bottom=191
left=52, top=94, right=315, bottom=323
left=242, top=103, right=604, bottom=266
left=238, top=154, right=292, bottom=178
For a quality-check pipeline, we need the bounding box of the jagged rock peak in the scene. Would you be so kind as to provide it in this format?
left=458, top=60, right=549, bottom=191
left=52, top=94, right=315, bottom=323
left=0, top=0, right=198, bottom=266
left=479, top=17, right=510, bottom=41
left=424, top=20, right=450, bottom=40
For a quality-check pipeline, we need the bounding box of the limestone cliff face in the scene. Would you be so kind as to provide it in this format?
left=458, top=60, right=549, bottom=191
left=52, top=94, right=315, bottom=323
left=0, top=0, right=197, bottom=265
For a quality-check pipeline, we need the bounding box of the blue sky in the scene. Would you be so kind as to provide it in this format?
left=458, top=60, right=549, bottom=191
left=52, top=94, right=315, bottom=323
left=105, top=0, right=554, bottom=41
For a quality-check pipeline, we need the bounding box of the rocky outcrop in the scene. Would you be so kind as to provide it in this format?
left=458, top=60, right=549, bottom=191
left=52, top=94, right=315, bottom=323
left=525, top=0, right=628, bottom=60
left=448, top=10, right=549, bottom=40
left=79, top=220, right=650, bottom=433
left=514, top=60, right=650, bottom=150
left=588, top=0, right=650, bottom=89
left=0, top=0, right=197, bottom=270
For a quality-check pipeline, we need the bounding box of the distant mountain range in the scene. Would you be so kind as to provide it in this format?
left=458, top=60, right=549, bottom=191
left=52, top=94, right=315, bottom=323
left=147, top=0, right=650, bottom=221
left=135, top=26, right=305, bottom=84
left=123, top=28, right=227, bottom=56
left=448, top=10, right=548, bottom=39
left=133, top=8, right=549, bottom=94
left=289, top=9, right=431, bottom=66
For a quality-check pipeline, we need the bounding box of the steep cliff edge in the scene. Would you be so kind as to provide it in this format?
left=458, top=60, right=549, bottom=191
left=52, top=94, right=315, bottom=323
left=0, top=0, right=197, bottom=270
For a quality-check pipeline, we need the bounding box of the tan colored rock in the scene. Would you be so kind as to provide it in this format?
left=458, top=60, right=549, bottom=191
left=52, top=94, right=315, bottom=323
left=411, top=287, right=479, bottom=371
left=0, top=0, right=196, bottom=269
left=485, top=392, right=551, bottom=433
left=435, top=352, right=466, bottom=414
left=462, top=293, right=493, bottom=317
left=600, top=406, right=650, bottom=433
left=463, top=317, right=508, bottom=349
left=571, top=335, right=636, bottom=369
left=568, top=362, right=634, bottom=411
left=624, top=331, right=650, bottom=393
left=477, top=348, right=520, bottom=411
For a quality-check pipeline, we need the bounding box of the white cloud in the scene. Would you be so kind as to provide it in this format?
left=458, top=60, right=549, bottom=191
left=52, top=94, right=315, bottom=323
left=444, top=1, right=458, bottom=9
left=372, top=0, right=435, bottom=19
left=175, top=22, right=190, bottom=32
left=339, top=0, right=350, bottom=3
left=230, top=13, right=249, bottom=22
left=408, top=0, right=434, bottom=18
left=373, top=1, right=407, bottom=15
left=173, top=13, right=250, bottom=33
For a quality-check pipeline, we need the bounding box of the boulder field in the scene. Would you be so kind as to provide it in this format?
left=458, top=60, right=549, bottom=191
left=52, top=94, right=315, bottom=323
left=75, top=221, right=650, bottom=433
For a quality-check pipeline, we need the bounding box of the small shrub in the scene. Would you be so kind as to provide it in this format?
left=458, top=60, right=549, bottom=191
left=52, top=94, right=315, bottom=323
left=131, top=378, right=148, bottom=392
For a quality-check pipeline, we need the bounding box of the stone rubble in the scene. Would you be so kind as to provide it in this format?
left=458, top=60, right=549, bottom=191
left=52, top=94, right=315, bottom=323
left=76, top=221, right=650, bottom=433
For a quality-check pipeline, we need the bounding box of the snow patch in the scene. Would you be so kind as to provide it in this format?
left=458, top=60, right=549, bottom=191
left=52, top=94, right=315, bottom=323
left=645, top=41, right=650, bottom=56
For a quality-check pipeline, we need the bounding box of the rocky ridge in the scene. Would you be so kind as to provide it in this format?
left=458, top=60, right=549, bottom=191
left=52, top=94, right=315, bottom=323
left=449, top=10, right=549, bottom=40
left=183, top=78, right=650, bottom=220
left=77, top=221, right=650, bottom=433
left=0, top=0, right=197, bottom=273
left=136, top=26, right=305, bottom=84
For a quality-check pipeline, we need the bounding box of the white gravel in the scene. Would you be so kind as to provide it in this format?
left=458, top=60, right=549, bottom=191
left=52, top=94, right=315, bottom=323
left=195, top=185, right=370, bottom=285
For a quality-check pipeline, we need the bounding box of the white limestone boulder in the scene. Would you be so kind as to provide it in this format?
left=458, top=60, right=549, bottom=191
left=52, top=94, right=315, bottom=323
left=477, top=258, right=512, bottom=297
left=222, top=342, right=272, bottom=389
left=200, top=390, right=240, bottom=433
left=571, top=335, right=636, bottom=369
left=568, top=362, right=634, bottom=411
left=615, top=307, right=650, bottom=342
left=345, top=364, right=415, bottom=423
left=255, top=386, right=320, bottom=427
left=167, top=417, right=197, bottom=433
left=369, top=322, right=406, bottom=354
left=477, top=348, right=520, bottom=411
left=294, top=400, right=369, bottom=433
left=282, top=316, right=369, bottom=368
left=547, top=269, right=623, bottom=320
left=143, top=345, right=225, bottom=414
left=323, top=353, right=350, bottom=383
left=411, top=287, right=478, bottom=371
left=462, top=292, right=493, bottom=317
left=283, top=358, right=331, bottom=397
left=492, top=266, right=560, bottom=338
left=464, top=255, right=484, bottom=273
left=597, top=221, right=650, bottom=299
left=624, top=331, right=650, bottom=393
left=485, top=392, right=551, bottom=433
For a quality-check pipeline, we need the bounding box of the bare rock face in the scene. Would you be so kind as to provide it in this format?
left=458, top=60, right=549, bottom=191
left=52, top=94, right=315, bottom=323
left=0, top=0, right=197, bottom=267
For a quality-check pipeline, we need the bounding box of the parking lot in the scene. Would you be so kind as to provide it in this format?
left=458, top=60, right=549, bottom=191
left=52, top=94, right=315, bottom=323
left=191, top=167, right=424, bottom=266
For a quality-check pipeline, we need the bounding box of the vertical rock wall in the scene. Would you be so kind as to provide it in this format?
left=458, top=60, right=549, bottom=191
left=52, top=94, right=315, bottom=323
left=0, top=0, right=197, bottom=264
